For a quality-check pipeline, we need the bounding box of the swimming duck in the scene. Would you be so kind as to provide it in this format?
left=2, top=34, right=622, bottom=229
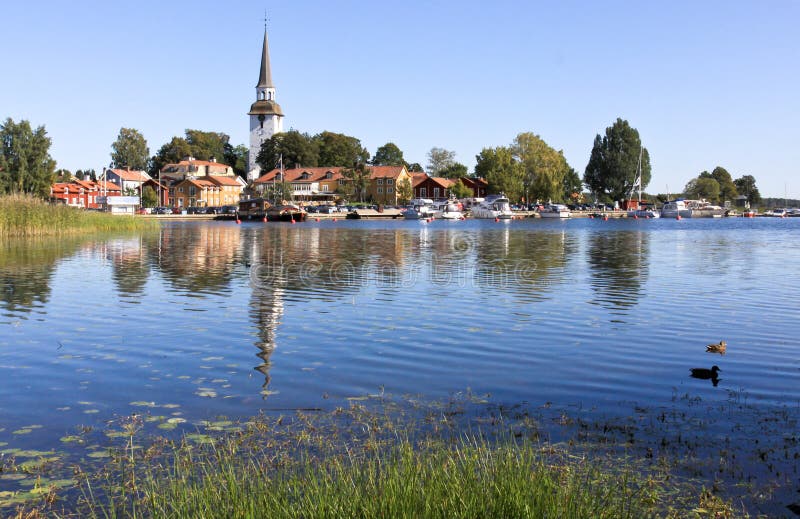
left=706, top=341, right=726, bottom=354
left=690, top=365, right=721, bottom=379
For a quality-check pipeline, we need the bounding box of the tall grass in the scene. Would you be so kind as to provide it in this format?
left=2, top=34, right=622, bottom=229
left=0, top=194, right=157, bottom=237
left=76, top=433, right=734, bottom=519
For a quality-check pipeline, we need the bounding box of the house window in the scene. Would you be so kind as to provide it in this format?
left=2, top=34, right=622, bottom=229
left=388, top=187, right=393, bottom=194
left=338, top=179, right=345, bottom=185
left=387, top=179, right=393, bottom=185
left=377, top=187, right=383, bottom=194
left=377, top=178, right=384, bottom=185
left=420, top=187, right=426, bottom=197
left=434, top=188, right=440, bottom=198
left=322, top=185, right=329, bottom=192
left=189, top=186, right=196, bottom=196
left=178, top=187, right=184, bottom=193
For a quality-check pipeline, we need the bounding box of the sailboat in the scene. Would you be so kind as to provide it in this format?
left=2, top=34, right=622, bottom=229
left=626, top=148, right=659, bottom=218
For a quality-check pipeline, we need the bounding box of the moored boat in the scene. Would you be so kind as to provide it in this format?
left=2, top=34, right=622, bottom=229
left=538, top=203, right=571, bottom=218
left=403, top=198, right=437, bottom=220
left=471, top=194, right=514, bottom=219
left=266, top=204, right=307, bottom=222
left=433, top=198, right=464, bottom=220
left=660, top=199, right=724, bottom=218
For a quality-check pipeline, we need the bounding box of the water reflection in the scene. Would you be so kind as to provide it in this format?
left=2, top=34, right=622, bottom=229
left=0, top=236, right=87, bottom=319
left=587, top=231, right=649, bottom=311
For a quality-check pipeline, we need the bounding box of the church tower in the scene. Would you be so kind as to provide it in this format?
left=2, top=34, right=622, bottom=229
left=247, top=27, right=284, bottom=181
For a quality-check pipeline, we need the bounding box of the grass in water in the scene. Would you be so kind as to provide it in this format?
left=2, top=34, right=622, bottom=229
left=4, top=405, right=737, bottom=518
left=0, top=194, right=157, bottom=237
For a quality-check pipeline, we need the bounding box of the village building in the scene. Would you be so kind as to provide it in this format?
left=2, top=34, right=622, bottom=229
left=367, top=166, right=412, bottom=205
left=50, top=179, right=122, bottom=208
left=170, top=175, right=246, bottom=208
left=159, top=158, right=237, bottom=182
left=253, top=167, right=345, bottom=202
left=104, top=168, right=151, bottom=194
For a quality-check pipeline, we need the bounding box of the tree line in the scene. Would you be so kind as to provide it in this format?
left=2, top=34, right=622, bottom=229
left=2, top=115, right=765, bottom=206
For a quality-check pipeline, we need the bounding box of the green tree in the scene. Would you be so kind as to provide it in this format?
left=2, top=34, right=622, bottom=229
left=475, top=146, right=524, bottom=201
left=684, top=176, right=720, bottom=200
left=0, top=118, right=56, bottom=196
left=225, top=144, right=249, bottom=178
left=257, top=130, right=318, bottom=171
left=734, top=175, right=761, bottom=205
left=438, top=162, right=468, bottom=179
left=150, top=129, right=235, bottom=175
left=111, top=128, right=149, bottom=171
left=150, top=136, right=194, bottom=175
left=372, top=142, right=406, bottom=166
left=426, top=147, right=456, bottom=175
left=562, top=167, right=583, bottom=201
left=513, top=132, right=571, bottom=203
left=314, top=131, right=369, bottom=167
left=407, top=162, right=424, bottom=172
left=341, top=162, right=371, bottom=202
left=450, top=178, right=473, bottom=199
left=710, top=166, right=738, bottom=203
left=55, top=169, right=72, bottom=182
left=583, top=118, right=651, bottom=203
left=396, top=177, right=413, bottom=204
left=141, top=185, right=158, bottom=207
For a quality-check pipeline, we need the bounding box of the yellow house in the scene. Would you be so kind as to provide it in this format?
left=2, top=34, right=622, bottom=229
left=368, top=165, right=411, bottom=205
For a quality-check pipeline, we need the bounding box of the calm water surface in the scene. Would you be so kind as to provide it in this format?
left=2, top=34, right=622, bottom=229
left=2, top=217, right=799, bottom=510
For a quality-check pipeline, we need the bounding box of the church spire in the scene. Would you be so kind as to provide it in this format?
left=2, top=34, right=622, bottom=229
left=257, top=28, right=273, bottom=89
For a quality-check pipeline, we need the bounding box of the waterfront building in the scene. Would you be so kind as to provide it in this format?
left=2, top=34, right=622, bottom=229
left=104, top=168, right=151, bottom=194
left=247, top=27, right=284, bottom=182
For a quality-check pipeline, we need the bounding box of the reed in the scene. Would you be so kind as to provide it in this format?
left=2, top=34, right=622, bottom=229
left=77, top=432, right=733, bottom=518
left=0, top=194, right=157, bottom=237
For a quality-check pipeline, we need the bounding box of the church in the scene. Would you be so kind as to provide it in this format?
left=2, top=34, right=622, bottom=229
left=247, top=27, right=284, bottom=182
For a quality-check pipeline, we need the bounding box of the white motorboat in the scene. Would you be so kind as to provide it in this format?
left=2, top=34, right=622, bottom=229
left=470, top=194, right=514, bottom=219
left=660, top=199, right=724, bottom=218
left=433, top=199, right=463, bottom=220
left=403, top=198, right=437, bottom=220
left=538, top=203, right=571, bottom=218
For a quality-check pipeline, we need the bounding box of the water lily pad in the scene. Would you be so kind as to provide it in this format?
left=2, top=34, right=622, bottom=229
left=186, top=434, right=214, bottom=444
left=130, top=401, right=156, bottom=407
left=1, top=474, right=27, bottom=481
left=60, top=436, right=83, bottom=443
left=157, top=422, right=177, bottom=430
left=105, top=431, right=127, bottom=439
left=83, top=409, right=99, bottom=414
left=12, top=429, right=32, bottom=435
left=12, top=449, right=56, bottom=457
left=162, top=403, right=180, bottom=409
left=145, top=415, right=166, bottom=423
left=195, top=388, right=217, bottom=398
left=167, top=417, right=187, bottom=424
left=202, top=356, right=223, bottom=361
left=87, top=450, right=111, bottom=459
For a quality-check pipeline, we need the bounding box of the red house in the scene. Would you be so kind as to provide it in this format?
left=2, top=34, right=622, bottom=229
left=50, top=179, right=120, bottom=208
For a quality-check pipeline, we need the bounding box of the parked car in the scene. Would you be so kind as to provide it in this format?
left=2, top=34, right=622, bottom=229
left=205, top=207, right=221, bottom=214
left=221, top=205, right=238, bottom=214
left=186, top=206, right=204, bottom=214
left=318, top=206, right=336, bottom=214
left=172, top=207, right=184, bottom=214
left=152, top=206, right=170, bottom=215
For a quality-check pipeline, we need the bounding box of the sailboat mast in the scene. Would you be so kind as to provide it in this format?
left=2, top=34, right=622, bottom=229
left=637, top=147, right=643, bottom=203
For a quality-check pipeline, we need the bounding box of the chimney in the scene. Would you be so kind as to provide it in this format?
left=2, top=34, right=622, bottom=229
left=210, top=156, right=217, bottom=163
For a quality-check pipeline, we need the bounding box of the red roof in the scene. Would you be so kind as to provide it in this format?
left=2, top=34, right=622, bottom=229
left=368, top=166, right=406, bottom=179
left=208, top=175, right=243, bottom=187
left=161, top=159, right=232, bottom=171
left=108, top=169, right=149, bottom=182
left=254, top=167, right=344, bottom=184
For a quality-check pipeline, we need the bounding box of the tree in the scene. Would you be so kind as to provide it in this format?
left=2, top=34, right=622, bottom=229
left=150, top=129, right=235, bottom=175
left=583, top=118, right=651, bottom=204
left=141, top=185, right=158, bottom=208
left=372, top=142, right=405, bottom=166
left=450, top=179, right=473, bottom=199
left=710, top=166, right=738, bottom=203
left=225, top=144, right=249, bottom=178
left=684, top=176, right=720, bottom=200
left=562, top=167, right=583, bottom=201
left=734, top=175, right=761, bottom=205
left=426, top=147, right=456, bottom=175
left=341, top=162, right=371, bottom=202
left=474, top=146, right=524, bottom=201
left=314, top=131, right=369, bottom=167
left=257, top=130, right=318, bottom=171
left=0, top=118, right=56, bottom=196
left=396, top=177, right=413, bottom=204
left=407, top=162, right=424, bottom=172
left=513, top=132, right=571, bottom=203
left=111, top=128, right=149, bottom=171
left=55, top=169, right=72, bottom=182
left=437, top=162, right=468, bottom=179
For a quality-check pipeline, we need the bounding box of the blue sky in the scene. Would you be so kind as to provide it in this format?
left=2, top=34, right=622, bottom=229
left=3, top=1, right=798, bottom=198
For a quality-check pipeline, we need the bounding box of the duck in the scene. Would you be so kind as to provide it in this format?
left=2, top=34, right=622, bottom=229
left=706, top=340, right=727, bottom=354
left=690, top=365, right=721, bottom=380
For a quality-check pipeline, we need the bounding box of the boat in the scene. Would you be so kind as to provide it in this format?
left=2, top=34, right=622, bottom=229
left=625, top=148, right=660, bottom=218
left=470, top=194, right=514, bottom=219
left=660, top=199, right=724, bottom=218
left=266, top=204, right=307, bottom=222
left=345, top=210, right=362, bottom=220
left=433, top=198, right=464, bottom=220
left=403, top=198, right=437, bottom=220
left=537, top=203, right=571, bottom=218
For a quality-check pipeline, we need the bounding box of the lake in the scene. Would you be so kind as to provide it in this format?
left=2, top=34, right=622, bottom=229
left=2, top=217, right=799, bottom=513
